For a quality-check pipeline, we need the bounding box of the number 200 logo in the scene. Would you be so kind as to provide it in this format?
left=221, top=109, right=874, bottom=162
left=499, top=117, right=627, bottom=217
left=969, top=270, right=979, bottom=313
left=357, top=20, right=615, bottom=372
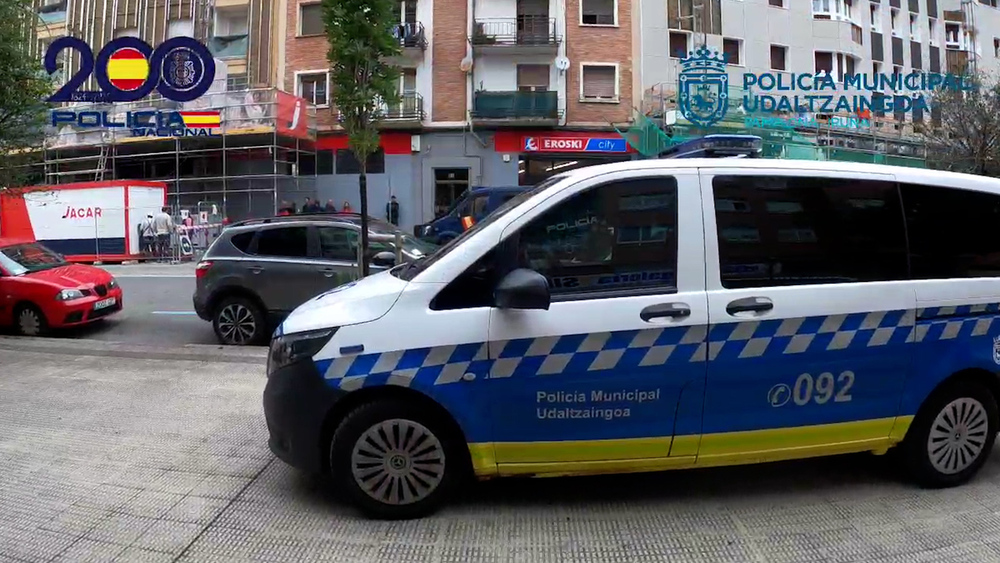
left=45, top=36, right=216, bottom=103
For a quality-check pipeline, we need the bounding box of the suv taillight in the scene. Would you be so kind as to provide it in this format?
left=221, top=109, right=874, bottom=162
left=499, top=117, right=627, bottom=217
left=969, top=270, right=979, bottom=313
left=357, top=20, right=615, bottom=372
left=195, top=261, right=213, bottom=280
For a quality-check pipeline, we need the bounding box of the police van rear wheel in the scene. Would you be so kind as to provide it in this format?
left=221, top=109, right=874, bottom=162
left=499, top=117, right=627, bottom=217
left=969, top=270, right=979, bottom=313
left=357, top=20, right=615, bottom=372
left=902, top=379, right=998, bottom=488
left=330, top=400, right=457, bottom=520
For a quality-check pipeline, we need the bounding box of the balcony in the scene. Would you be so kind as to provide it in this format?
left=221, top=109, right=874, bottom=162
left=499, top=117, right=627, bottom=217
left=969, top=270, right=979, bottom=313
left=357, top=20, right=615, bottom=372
left=381, top=92, right=425, bottom=128
left=471, top=91, right=560, bottom=126
left=209, top=35, right=249, bottom=59
left=471, top=16, right=560, bottom=55
left=385, top=23, right=427, bottom=65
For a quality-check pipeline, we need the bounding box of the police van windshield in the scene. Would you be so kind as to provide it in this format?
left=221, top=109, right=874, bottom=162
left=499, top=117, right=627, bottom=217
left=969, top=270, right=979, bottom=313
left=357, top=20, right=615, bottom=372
left=393, top=174, right=569, bottom=281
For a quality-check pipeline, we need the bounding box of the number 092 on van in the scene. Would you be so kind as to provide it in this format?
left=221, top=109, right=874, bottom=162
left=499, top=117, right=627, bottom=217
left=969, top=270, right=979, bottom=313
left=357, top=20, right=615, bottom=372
left=263, top=159, right=1000, bottom=519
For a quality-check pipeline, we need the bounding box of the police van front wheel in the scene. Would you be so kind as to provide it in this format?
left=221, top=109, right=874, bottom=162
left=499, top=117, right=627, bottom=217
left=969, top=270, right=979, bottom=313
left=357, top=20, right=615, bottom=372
left=329, top=400, right=459, bottom=520
left=902, top=379, right=999, bottom=488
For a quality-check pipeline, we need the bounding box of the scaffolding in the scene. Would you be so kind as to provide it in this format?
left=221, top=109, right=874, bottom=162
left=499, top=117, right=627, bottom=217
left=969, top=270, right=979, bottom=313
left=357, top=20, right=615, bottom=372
left=38, top=79, right=319, bottom=222
left=621, top=82, right=928, bottom=167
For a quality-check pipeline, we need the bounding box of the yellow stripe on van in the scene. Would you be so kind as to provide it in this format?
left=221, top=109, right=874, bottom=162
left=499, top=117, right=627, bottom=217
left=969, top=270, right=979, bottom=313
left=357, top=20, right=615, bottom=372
left=466, top=416, right=914, bottom=478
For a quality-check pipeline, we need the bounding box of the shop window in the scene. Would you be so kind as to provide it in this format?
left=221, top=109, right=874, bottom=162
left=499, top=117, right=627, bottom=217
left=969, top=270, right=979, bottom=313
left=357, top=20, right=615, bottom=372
left=713, top=175, right=908, bottom=289
left=300, top=3, right=324, bottom=36
left=317, top=150, right=334, bottom=175
left=515, top=176, right=679, bottom=297
left=581, top=65, right=617, bottom=101
left=901, top=183, right=1000, bottom=278
left=581, top=0, right=615, bottom=25
left=335, top=148, right=385, bottom=174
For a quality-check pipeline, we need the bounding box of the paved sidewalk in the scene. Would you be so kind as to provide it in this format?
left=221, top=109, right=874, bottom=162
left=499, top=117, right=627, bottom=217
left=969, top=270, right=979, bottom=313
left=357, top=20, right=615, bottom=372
left=4, top=339, right=1000, bottom=562
left=99, top=262, right=197, bottom=278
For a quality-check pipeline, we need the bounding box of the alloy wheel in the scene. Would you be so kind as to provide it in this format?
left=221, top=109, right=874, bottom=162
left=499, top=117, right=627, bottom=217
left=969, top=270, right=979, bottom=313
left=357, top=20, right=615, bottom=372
left=350, top=419, right=446, bottom=506
left=927, top=397, right=990, bottom=475
left=217, top=303, right=256, bottom=344
left=17, top=309, right=41, bottom=336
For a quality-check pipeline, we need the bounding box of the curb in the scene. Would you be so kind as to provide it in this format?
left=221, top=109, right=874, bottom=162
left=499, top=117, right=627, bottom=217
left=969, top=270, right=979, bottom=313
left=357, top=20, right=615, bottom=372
left=0, top=336, right=267, bottom=365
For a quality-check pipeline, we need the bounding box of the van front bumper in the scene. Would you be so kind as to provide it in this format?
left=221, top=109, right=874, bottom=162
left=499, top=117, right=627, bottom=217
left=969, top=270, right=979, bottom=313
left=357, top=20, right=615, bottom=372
left=263, top=359, right=347, bottom=474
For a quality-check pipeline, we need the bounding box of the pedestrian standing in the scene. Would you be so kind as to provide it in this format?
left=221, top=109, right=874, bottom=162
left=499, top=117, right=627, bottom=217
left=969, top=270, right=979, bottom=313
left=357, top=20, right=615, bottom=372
left=386, top=195, right=400, bottom=226
left=152, top=207, right=175, bottom=262
left=140, top=215, right=155, bottom=256
left=342, top=200, right=353, bottom=213
left=325, top=200, right=337, bottom=213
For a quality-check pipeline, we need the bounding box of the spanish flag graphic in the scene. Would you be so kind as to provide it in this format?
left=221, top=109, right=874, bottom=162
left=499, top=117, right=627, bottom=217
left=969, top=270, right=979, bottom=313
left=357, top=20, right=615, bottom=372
left=106, top=48, right=149, bottom=91
left=178, top=112, right=222, bottom=128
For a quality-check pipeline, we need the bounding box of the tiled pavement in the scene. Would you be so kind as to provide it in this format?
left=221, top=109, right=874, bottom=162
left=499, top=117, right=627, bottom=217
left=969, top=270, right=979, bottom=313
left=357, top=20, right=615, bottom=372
left=5, top=345, right=1000, bottom=562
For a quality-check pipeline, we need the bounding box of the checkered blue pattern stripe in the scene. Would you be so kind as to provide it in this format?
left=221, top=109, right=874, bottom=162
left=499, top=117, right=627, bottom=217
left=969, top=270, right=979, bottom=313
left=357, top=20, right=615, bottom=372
left=316, top=305, right=1000, bottom=390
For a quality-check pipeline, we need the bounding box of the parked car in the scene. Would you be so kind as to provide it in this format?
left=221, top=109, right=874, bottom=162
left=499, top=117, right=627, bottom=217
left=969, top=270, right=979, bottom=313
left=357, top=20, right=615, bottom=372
left=0, top=238, right=123, bottom=336
left=415, top=186, right=526, bottom=244
left=193, top=215, right=437, bottom=346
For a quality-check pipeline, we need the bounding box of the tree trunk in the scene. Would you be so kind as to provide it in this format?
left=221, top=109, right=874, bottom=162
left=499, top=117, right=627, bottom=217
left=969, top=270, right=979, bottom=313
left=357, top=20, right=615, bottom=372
left=359, top=160, right=370, bottom=278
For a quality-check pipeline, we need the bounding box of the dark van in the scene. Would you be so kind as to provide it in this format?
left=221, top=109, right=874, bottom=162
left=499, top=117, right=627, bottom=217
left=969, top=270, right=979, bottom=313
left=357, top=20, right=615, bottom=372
left=415, top=186, right=526, bottom=244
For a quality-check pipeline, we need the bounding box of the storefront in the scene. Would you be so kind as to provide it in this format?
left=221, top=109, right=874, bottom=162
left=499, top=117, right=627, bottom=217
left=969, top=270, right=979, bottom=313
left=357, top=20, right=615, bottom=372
left=492, top=131, right=638, bottom=186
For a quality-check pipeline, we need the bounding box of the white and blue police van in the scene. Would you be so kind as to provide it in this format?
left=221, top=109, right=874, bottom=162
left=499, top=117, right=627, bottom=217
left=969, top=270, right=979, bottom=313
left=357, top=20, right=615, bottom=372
left=265, top=158, right=1000, bottom=519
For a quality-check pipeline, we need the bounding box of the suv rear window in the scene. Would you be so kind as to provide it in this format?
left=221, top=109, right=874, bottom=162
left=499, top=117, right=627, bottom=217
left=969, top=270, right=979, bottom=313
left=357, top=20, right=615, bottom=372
left=229, top=232, right=255, bottom=253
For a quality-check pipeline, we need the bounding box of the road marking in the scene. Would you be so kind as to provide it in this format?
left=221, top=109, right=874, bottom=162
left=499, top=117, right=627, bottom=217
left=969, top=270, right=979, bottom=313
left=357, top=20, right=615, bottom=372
left=151, top=311, right=198, bottom=315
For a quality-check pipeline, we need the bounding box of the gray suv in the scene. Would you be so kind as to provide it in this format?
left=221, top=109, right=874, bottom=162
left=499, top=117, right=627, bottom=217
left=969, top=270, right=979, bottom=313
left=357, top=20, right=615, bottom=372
left=193, top=215, right=437, bottom=345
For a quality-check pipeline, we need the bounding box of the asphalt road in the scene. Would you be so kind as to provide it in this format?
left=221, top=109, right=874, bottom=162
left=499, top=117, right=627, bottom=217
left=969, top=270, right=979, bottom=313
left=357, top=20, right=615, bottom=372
left=50, top=264, right=222, bottom=347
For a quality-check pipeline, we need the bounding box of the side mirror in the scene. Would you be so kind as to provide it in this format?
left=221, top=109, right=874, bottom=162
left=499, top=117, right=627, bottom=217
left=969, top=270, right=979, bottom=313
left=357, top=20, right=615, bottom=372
left=494, top=268, right=550, bottom=311
left=370, top=251, right=396, bottom=268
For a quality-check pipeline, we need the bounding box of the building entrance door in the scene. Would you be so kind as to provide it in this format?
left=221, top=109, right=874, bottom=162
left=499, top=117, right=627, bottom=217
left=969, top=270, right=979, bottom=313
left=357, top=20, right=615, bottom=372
left=433, top=168, right=470, bottom=217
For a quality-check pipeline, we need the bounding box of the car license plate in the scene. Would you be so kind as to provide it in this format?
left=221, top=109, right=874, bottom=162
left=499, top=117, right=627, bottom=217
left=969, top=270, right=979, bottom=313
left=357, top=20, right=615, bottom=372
left=93, top=298, right=116, bottom=310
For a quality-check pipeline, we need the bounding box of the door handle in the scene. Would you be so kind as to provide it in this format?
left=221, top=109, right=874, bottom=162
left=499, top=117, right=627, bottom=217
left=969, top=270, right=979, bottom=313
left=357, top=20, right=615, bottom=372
left=248, top=266, right=264, bottom=275
left=640, top=302, right=691, bottom=321
left=318, top=267, right=337, bottom=278
left=726, top=296, right=774, bottom=315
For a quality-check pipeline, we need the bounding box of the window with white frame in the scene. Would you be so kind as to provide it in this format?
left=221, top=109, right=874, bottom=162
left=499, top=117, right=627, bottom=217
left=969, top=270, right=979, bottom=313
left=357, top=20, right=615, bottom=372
left=945, top=22, right=964, bottom=49
left=300, top=2, right=324, bottom=36
left=581, top=65, right=617, bottom=101
left=581, top=0, right=615, bottom=25
left=770, top=45, right=787, bottom=71
left=669, top=31, right=691, bottom=59
left=297, top=72, right=329, bottom=106
left=909, top=13, right=919, bottom=40
left=929, top=18, right=938, bottom=45
left=890, top=8, right=900, bottom=36
left=768, top=0, right=785, bottom=7
left=517, top=64, right=550, bottom=92
left=869, top=3, right=880, bottom=31
left=722, top=38, right=742, bottom=66
left=812, top=0, right=853, bottom=21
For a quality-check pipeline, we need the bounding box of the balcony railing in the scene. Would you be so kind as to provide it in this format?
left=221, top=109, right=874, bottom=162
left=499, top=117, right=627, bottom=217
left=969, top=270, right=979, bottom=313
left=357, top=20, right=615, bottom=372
left=383, top=92, right=424, bottom=121
left=471, top=16, right=559, bottom=47
left=472, top=91, right=559, bottom=120
left=209, top=35, right=249, bottom=59
left=393, top=22, right=427, bottom=49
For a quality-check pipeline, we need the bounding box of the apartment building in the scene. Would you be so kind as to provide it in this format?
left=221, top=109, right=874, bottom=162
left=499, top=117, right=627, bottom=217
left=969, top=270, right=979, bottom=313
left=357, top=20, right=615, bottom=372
left=282, top=0, right=637, bottom=231
left=32, top=0, right=319, bottom=222
left=635, top=0, right=993, bottom=163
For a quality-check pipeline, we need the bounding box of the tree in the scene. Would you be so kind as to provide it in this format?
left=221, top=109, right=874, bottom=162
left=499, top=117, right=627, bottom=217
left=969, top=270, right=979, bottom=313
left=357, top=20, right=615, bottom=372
left=323, top=0, right=400, bottom=277
left=922, top=73, right=1000, bottom=176
left=0, top=0, right=52, bottom=191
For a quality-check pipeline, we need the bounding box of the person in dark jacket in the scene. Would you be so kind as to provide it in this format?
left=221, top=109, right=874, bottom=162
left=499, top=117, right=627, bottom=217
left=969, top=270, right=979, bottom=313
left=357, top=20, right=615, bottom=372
left=325, top=200, right=337, bottom=213
left=386, top=195, right=400, bottom=226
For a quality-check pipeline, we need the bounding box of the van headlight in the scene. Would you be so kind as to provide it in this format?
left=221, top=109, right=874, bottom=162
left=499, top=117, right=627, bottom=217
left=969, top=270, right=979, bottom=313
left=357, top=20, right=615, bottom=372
left=268, top=328, right=337, bottom=376
left=56, top=289, right=85, bottom=301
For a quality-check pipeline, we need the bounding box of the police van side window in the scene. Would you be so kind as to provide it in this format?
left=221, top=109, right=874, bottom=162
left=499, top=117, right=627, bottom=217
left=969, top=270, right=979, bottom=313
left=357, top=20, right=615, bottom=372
left=901, top=183, right=1000, bottom=278
left=515, top=177, right=679, bottom=297
left=714, top=175, right=908, bottom=289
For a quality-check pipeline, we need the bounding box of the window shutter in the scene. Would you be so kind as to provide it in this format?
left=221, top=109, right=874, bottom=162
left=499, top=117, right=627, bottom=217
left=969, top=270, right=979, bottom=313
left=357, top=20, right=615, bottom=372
left=583, top=66, right=616, bottom=99
left=517, top=65, right=550, bottom=89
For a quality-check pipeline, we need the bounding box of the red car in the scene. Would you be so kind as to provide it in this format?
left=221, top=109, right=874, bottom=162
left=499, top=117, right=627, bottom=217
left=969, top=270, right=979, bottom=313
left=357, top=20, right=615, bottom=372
left=0, top=238, right=123, bottom=336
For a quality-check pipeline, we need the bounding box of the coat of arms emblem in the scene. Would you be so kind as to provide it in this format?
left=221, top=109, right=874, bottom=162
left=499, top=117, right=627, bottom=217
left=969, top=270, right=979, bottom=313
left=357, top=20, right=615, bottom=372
left=678, top=45, right=730, bottom=128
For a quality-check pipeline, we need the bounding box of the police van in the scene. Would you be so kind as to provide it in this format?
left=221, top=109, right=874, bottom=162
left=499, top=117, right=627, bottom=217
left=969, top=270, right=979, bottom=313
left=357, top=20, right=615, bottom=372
left=264, top=158, right=1000, bottom=519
